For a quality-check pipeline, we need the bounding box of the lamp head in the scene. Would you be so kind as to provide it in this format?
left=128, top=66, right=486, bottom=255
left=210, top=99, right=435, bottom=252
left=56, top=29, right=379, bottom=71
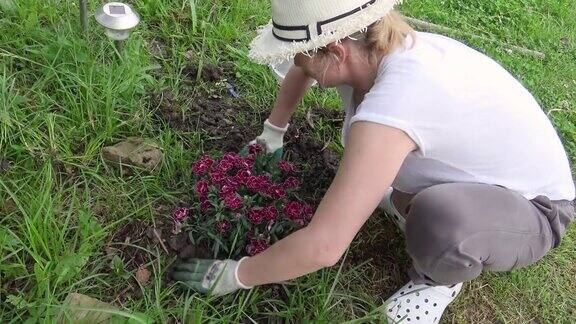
left=95, top=2, right=140, bottom=41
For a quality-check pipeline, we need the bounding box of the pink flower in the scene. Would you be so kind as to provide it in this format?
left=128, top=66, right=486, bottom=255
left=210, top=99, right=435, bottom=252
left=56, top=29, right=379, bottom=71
left=247, top=209, right=264, bottom=225
left=201, top=155, right=215, bottom=166
left=221, top=153, right=241, bottom=165
left=258, top=175, right=271, bottom=190
left=248, top=143, right=263, bottom=155
left=210, top=171, right=226, bottom=183
left=283, top=176, right=300, bottom=189
left=266, top=184, right=286, bottom=199
left=246, top=238, right=269, bottom=256
left=172, top=208, right=189, bottom=222
left=223, top=194, right=242, bottom=210
left=234, top=169, right=251, bottom=184
left=171, top=208, right=189, bottom=234
left=247, top=175, right=270, bottom=192
left=200, top=199, right=212, bottom=213
left=238, top=156, right=255, bottom=170
left=191, top=162, right=209, bottom=176
left=220, top=184, right=236, bottom=196
left=246, top=176, right=260, bottom=191
left=302, top=203, right=315, bottom=219
left=225, top=176, right=240, bottom=186
left=216, top=220, right=232, bottom=234
left=263, top=206, right=278, bottom=221
left=195, top=181, right=209, bottom=198
left=216, top=159, right=234, bottom=173
left=283, top=201, right=303, bottom=220
left=278, top=160, right=295, bottom=173
left=191, top=156, right=215, bottom=176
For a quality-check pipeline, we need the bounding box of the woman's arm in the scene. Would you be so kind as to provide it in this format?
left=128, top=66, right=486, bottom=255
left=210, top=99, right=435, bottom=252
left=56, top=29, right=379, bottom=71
left=238, top=121, right=416, bottom=286
left=267, top=65, right=314, bottom=128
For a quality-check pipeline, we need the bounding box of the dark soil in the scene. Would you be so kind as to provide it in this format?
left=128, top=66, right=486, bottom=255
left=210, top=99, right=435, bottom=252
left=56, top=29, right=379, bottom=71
left=348, top=211, right=411, bottom=299
left=149, top=88, right=254, bottom=153
left=103, top=217, right=213, bottom=301
left=149, top=62, right=343, bottom=201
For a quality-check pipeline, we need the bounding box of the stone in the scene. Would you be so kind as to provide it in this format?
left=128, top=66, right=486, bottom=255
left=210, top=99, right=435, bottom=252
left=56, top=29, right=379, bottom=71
left=57, top=293, right=116, bottom=323
left=102, top=137, right=163, bottom=171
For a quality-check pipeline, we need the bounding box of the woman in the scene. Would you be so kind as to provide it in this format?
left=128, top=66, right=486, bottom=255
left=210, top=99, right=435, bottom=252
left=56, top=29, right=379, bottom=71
left=172, top=1, right=575, bottom=322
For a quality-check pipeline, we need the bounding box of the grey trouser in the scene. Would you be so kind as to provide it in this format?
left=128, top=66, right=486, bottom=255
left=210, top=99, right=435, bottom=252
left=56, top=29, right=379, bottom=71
left=397, top=183, right=574, bottom=286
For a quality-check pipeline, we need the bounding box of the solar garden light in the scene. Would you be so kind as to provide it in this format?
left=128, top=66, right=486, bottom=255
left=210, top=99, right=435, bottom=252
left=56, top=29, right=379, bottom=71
left=95, top=2, right=140, bottom=53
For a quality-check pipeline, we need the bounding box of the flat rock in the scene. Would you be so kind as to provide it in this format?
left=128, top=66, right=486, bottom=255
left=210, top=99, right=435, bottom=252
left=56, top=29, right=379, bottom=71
left=102, top=137, right=163, bottom=171
left=57, top=293, right=116, bottom=323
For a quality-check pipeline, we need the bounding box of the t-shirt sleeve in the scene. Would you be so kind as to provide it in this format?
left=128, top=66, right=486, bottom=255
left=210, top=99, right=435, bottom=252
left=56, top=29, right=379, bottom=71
left=346, top=52, right=452, bottom=156
left=350, top=112, right=426, bottom=154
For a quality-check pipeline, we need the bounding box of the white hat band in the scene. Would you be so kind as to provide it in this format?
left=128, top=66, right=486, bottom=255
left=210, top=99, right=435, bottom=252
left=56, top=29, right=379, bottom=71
left=272, top=0, right=376, bottom=43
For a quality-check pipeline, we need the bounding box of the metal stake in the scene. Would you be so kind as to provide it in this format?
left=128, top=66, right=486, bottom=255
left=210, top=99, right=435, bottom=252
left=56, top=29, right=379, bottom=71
left=80, top=0, right=88, bottom=33
left=114, top=40, right=124, bottom=54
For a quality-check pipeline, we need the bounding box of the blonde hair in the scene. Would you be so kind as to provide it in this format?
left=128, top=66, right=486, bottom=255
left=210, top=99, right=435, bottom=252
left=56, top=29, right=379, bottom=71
left=363, top=10, right=415, bottom=57
left=314, top=10, right=414, bottom=60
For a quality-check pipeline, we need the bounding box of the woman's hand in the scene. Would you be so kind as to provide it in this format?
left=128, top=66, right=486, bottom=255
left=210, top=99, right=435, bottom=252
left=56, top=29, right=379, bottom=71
left=249, top=119, right=289, bottom=154
left=246, top=64, right=313, bottom=154
left=171, top=257, right=252, bottom=296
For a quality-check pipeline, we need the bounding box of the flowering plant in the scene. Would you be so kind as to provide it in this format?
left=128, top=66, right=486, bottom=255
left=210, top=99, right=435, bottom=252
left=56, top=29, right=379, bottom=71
left=172, top=144, right=315, bottom=259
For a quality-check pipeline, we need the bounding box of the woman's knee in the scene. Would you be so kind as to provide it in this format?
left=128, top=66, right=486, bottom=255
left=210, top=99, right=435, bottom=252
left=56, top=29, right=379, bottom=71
left=405, top=185, right=482, bottom=284
left=406, top=185, right=474, bottom=250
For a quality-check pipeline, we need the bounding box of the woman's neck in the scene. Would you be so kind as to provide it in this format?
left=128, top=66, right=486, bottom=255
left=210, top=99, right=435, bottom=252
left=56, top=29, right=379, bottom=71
left=349, top=53, right=385, bottom=104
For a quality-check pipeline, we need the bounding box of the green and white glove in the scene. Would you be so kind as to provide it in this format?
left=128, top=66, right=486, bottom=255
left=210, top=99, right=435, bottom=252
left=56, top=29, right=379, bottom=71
left=250, top=119, right=289, bottom=154
left=171, top=257, right=252, bottom=296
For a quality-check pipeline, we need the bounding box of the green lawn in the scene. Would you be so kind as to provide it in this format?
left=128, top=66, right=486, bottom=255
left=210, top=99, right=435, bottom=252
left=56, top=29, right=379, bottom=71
left=1, top=0, right=575, bottom=322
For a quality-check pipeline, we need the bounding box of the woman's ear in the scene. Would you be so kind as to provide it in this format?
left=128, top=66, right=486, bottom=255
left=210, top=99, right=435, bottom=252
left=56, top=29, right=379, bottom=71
left=327, top=42, right=347, bottom=65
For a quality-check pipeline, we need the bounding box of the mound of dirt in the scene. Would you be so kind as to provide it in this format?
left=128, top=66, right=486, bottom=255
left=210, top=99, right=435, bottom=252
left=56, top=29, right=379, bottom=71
left=105, top=61, right=409, bottom=308
left=149, top=62, right=344, bottom=199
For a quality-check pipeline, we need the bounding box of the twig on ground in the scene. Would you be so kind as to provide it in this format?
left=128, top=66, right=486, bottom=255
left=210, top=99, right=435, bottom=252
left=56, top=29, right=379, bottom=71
left=306, top=109, right=315, bottom=129
left=152, top=228, right=170, bottom=254
left=404, top=17, right=546, bottom=60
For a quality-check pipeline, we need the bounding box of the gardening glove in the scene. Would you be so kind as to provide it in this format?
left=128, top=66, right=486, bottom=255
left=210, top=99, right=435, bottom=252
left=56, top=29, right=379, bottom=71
left=250, top=119, right=289, bottom=154
left=171, top=257, right=252, bottom=296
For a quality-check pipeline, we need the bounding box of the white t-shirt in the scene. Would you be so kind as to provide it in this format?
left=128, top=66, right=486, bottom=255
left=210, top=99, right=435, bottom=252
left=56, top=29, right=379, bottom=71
left=339, top=32, right=575, bottom=201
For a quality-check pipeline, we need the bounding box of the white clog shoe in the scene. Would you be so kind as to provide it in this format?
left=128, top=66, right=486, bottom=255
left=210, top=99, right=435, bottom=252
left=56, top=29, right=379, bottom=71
left=379, top=187, right=406, bottom=232
left=385, top=281, right=463, bottom=323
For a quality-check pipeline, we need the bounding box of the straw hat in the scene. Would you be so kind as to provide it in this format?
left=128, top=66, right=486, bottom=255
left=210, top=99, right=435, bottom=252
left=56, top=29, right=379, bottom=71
left=249, top=0, right=401, bottom=66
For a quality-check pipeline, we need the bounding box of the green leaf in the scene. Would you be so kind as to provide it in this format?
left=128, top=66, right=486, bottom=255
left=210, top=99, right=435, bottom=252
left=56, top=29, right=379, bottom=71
left=0, top=228, right=19, bottom=250
left=6, top=294, right=28, bottom=310
left=54, top=253, right=89, bottom=284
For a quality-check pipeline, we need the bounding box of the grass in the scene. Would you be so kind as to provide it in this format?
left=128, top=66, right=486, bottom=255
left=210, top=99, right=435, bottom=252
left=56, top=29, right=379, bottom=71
left=1, top=0, right=575, bottom=322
